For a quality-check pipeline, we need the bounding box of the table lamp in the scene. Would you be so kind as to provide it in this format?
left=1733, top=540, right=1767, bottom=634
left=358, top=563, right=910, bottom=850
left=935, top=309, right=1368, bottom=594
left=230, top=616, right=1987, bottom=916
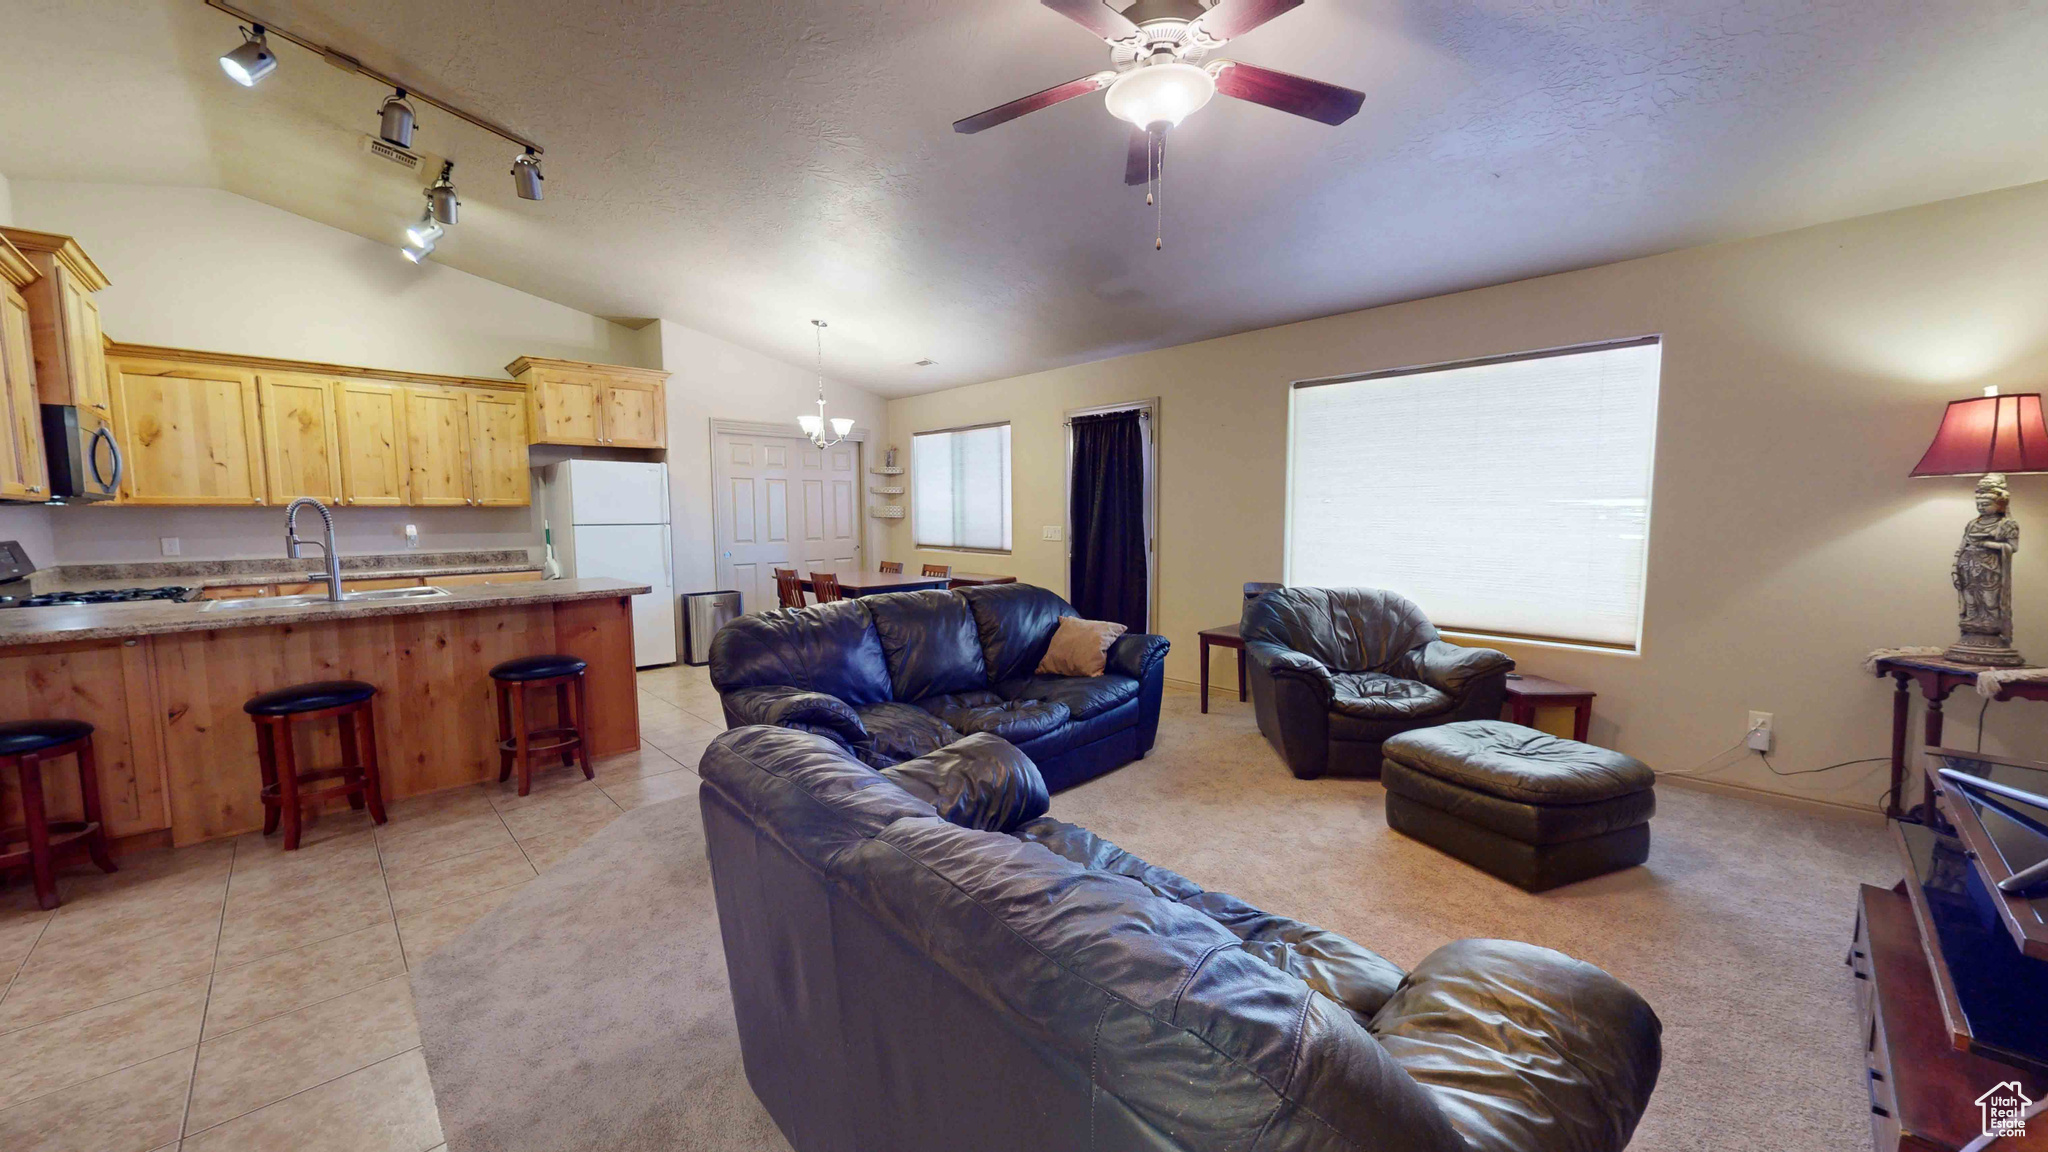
left=1911, top=391, right=2048, bottom=665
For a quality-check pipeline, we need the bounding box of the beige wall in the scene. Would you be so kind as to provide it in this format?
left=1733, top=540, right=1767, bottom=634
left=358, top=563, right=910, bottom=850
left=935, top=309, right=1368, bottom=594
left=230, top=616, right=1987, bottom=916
left=887, top=179, right=2048, bottom=810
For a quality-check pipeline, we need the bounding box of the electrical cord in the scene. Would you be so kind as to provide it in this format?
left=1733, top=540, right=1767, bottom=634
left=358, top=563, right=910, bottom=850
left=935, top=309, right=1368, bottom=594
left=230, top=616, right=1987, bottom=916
left=1978, top=696, right=1991, bottom=751
left=1755, top=753, right=1889, bottom=777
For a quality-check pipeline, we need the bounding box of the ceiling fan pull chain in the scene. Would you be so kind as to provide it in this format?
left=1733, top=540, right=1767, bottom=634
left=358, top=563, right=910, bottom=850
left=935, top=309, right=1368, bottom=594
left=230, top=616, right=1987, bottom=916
left=1155, top=130, right=1165, bottom=251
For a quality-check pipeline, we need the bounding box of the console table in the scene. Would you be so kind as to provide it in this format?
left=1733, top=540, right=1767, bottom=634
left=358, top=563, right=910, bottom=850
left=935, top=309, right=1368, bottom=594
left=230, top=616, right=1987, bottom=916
left=1872, top=654, right=2048, bottom=823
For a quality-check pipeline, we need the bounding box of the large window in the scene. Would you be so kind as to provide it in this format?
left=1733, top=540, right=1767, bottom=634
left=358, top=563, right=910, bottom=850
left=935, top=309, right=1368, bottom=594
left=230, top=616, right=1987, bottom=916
left=914, top=422, right=1012, bottom=552
left=1286, top=338, right=1661, bottom=650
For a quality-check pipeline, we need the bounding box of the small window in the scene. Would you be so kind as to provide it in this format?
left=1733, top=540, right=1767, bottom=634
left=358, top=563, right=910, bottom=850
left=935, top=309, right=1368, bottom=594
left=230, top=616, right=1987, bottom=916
left=1286, top=338, right=1661, bottom=651
left=913, top=423, right=1012, bottom=552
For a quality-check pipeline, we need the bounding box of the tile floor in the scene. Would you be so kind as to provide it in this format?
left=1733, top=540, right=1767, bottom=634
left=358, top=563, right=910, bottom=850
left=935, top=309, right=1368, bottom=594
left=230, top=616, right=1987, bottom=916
left=0, top=665, right=725, bottom=1152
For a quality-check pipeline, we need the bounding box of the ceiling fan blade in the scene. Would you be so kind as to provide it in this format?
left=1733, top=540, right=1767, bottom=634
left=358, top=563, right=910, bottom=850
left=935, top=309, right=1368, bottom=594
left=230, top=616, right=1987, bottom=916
left=953, top=73, right=1114, bottom=134
left=1189, top=0, right=1303, bottom=42
left=1125, top=126, right=1153, bottom=186
left=1212, top=61, right=1364, bottom=125
left=1041, top=0, right=1139, bottom=40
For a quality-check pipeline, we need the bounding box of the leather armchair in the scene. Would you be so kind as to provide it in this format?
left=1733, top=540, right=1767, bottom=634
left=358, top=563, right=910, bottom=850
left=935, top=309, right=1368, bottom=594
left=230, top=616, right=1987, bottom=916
left=1243, top=587, right=1513, bottom=779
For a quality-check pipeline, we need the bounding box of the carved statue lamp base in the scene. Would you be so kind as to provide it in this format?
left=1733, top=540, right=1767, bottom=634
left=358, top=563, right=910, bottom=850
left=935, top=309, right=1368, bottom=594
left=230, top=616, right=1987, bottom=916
left=1910, top=392, right=2048, bottom=668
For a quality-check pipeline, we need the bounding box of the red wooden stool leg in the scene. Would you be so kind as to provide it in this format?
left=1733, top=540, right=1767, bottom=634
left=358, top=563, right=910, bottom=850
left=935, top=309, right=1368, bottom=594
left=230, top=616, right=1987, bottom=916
left=256, top=720, right=282, bottom=836
left=74, top=738, right=117, bottom=875
left=16, top=752, right=59, bottom=910
left=510, top=685, right=532, bottom=797
left=555, top=683, right=575, bottom=768
left=496, top=681, right=514, bottom=784
left=275, top=716, right=304, bottom=851
left=572, top=672, right=593, bottom=781
left=358, top=703, right=388, bottom=825
left=336, top=711, right=366, bottom=812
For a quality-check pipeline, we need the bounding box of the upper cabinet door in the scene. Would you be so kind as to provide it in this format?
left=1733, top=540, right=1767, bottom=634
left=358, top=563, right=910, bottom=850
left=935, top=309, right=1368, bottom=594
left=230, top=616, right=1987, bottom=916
left=335, top=380, right=409, bottom=507
left=109, top=359, right=267, bottom=505
left=528, top=370, right=603, bottom=446
left=257, top=373, right=342, bottom=504
left=0, top=284, right=47, bottom=502
left=65, top=282, right=111, bottom=416
left=466, top=390, right=531, bottom=507
left=601, top=378, right=666, bottom=448
left=404, top=386, right=471, bottom=507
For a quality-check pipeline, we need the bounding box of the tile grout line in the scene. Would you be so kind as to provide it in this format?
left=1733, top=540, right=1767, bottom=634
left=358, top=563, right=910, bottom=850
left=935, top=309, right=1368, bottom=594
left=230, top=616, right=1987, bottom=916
left=179, top=833, right=238, bottom=1143
left=178, top=1042, right=428, bottom=1142
left=0, top=913, right=53, bottom=1013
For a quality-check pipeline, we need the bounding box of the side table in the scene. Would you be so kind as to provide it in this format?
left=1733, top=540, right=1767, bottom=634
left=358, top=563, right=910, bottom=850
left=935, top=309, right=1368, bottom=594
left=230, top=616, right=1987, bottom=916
left=1502, top=674, right=1595, bottom=742
left=1871, top=653, right=2048, bottom=824
left=1198, top=624, right=1245, bottom=715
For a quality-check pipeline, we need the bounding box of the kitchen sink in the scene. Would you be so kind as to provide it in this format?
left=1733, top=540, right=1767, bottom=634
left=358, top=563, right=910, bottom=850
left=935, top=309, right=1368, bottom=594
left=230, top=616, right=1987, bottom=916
left=203, top=586, right=452, bottom=611
left=342, top=586, right=452, bottom=603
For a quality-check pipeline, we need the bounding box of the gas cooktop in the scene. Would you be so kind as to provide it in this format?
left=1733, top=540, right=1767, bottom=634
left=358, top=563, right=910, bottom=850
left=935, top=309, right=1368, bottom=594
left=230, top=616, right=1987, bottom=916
left=0, top=585, right=196, bottom=610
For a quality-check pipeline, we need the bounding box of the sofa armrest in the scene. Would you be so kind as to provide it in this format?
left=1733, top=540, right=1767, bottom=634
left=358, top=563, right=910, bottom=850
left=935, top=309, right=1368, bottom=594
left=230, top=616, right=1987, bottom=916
left=1400, top=640, right=1514, bottom=697
left=1245, top=641, right=1335, bottom=707
left=1107, top=632, right=1171, bottom=680
left=881, top=733, right=1049, bottom=833
left=722, top=685, right=869, bottom=746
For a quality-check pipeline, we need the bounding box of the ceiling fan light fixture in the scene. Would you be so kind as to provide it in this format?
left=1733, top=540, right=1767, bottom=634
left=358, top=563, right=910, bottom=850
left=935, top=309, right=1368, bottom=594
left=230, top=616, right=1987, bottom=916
left=1104, top=62, right=1214, bottom=129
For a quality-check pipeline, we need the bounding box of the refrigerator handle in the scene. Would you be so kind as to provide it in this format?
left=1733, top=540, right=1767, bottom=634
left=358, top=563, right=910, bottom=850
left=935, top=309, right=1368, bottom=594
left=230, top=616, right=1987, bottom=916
left=662, top=526, right=672, bottom=586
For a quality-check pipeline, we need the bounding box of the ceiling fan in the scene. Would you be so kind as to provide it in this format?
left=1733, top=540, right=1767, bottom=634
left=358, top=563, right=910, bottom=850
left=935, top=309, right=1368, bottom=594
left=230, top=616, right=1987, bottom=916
left=953, top=0, right=1366, bottom=193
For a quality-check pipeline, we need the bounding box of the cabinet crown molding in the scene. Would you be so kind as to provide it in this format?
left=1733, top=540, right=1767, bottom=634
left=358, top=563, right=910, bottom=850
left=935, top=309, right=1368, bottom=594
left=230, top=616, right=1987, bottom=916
left=107, top=342, right=525, bottom=392
left=0, top=226, right=111, bottom=292
left=0, top=236, right=37, bottom=290
left=505, top=355, right=670, bottom=383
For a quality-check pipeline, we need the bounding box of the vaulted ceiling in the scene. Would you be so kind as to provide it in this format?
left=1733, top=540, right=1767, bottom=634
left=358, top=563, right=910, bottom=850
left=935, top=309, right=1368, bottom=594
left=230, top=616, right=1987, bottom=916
left=6, top=0, right=2048, bottom=395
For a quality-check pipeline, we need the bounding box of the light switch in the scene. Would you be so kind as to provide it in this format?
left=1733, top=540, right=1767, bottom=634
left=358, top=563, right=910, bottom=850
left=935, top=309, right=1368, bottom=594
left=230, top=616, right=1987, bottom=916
left=160, top=537, right=180, bottom=557
left=1041, top=526, right=1063, bottom=542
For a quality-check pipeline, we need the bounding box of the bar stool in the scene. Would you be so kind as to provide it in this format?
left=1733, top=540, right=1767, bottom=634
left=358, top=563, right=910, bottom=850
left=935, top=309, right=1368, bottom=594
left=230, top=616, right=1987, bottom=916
left=0, top=719, right=116, bottom=909
left=491, top=655, right=592, bottom=797
left=244, top=681, right=388, bottom=852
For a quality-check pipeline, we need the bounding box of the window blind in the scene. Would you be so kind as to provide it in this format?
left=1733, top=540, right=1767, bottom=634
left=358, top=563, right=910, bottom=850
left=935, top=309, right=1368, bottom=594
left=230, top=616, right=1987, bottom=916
left=1286, top=339, right=1661, bottom=650
left=913, top=423, right=1012, bottom=551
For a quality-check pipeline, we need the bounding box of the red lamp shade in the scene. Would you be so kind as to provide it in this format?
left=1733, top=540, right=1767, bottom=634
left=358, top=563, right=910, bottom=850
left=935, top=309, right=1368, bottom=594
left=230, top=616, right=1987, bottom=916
left=1910, top=393, right=2048, bottom=477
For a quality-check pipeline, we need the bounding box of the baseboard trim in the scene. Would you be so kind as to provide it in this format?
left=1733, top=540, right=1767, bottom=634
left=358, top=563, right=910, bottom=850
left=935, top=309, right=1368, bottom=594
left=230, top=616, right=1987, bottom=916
left=1657, top=772, right=1886, bottom=826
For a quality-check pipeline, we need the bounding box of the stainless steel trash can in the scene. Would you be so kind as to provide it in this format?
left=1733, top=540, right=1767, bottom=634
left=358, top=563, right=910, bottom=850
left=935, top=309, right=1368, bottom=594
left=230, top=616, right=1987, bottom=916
left=681, top=590, right=741, bottom=666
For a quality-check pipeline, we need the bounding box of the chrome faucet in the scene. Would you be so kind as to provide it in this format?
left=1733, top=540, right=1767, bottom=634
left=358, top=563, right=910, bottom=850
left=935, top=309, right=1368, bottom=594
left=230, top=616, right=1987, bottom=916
left=285, top=498, right=345, bottom=602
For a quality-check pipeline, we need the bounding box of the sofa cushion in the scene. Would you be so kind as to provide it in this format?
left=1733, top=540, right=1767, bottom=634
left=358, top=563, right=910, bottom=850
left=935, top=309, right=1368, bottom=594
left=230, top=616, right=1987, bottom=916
left=1242, top=586, right=1441, bottom=674
left=959, top=583, right=1077, bottom=684
left=1383, top=720, right=1654, bottom=805
left=854, top=702, right=961, bottom=767
left=917, top=692, right=1071, bottom=744
left=1371, top=938, right=1662, bottom=1152
left=707, top=599, right=892, bottom=707
left=881, top=734, right=1049, bottom=833
left=1330, top=671, right=1453, bottom=719
left=1383, top=760, right=1657, bottom=845
left=995, top=672, right=1140, bottom=721
left=865, top=589, right=990, bottom=702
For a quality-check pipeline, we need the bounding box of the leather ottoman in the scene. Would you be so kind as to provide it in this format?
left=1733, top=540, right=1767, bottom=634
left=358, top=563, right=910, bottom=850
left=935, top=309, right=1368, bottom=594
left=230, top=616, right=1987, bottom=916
left=1381, top=719, right=1654, bottom=892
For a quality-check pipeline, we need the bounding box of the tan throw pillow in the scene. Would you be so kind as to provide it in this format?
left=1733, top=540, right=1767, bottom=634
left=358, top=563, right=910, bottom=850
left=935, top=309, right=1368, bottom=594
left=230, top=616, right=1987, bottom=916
left=1037, top=617, right=1129, bottom=677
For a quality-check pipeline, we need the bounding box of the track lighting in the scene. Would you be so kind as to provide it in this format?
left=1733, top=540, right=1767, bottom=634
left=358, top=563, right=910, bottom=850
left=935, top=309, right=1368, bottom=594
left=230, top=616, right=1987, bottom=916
left=400, top=242, right=434, bottom=264
left=218, top=24, right=277, bottom=87
left=404, top=209, right=443, bottom=249
left=378, top=89, right=416, bottom=149
left=511, top=150, right=544, bottom=201
left=427, top=162, right=459, bottom=225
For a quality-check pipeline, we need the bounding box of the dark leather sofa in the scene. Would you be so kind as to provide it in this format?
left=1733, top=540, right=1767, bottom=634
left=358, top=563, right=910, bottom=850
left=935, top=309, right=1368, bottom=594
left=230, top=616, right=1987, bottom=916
left=1244, top=587, right=1514, bottom=779
left=700, top=724, right=1663, bottom=1152
left=707, top=583, right=1170, bottom=792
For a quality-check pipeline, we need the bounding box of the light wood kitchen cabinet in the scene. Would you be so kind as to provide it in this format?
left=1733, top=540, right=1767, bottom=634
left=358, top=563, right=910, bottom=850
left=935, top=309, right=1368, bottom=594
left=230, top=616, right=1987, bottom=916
left=0, top=639, right=170, bottom=841
left=109, top=358, right=267, bottom=506
left=335, top=380, right=409, bottom=506
left=405, top=386, right=473, bottom=507
left=257, top=373, right=343, bottom=503
left=424, top=570, right=544, bottom=588
left=0, top=238, right=47, bottom=502
left=508, top=356, right=669, bottom=449
left=0, top=227, right=112, bottom=422
left=467, top=390, right=530, bottom=506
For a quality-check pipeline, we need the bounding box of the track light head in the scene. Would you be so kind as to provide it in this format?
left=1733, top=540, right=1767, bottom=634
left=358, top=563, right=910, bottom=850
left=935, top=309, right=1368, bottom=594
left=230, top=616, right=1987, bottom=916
left=404, top=209, right=443, bottom=249
left=219, top=25, right=277, bottom=87
left=427, top=161, right=459, bottom=225
left=511, top=151, right=544, bottom=201
left=400, top=244, right=432, bottom=264
left=378, top=90, right=416, bottom=149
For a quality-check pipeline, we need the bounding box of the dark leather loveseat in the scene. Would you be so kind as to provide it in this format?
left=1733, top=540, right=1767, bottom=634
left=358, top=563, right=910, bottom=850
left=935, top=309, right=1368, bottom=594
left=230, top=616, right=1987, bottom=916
left=1244, top=586, right=1514, bottom=779
left=700, top=724, right=1663, bottom=1152
left=707, top=583, right=1169, bottom=791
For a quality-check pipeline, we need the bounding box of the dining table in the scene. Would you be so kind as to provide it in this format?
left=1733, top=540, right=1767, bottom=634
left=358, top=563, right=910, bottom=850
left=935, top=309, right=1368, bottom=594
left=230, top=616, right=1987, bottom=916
left=798, top=570, right=952, bottom=597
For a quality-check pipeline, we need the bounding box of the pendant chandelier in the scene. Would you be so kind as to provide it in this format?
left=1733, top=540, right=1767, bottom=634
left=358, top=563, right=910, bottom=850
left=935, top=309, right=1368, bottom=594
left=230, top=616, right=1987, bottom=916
left=798, top=319, right=853, bottom=448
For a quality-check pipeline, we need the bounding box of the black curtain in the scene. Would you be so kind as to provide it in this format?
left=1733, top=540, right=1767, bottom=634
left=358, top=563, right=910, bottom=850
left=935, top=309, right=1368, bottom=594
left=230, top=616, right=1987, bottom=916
left=1069, top=410, right=1148, bottom=634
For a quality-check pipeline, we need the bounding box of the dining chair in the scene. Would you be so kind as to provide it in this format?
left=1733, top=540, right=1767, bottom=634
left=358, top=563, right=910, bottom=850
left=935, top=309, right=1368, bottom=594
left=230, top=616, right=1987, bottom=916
left=775, top=569, right=806, bottom=610
left=878, top=561, right=903, bottom=574
left=810, top=572, right=844, bottom=604
left=921, top=564, right=952, bottom=579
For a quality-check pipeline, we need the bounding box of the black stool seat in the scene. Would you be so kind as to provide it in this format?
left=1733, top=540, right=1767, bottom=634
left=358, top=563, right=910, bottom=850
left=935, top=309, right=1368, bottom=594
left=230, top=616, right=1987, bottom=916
left=0, top=718, right=94, bottom=756
left=244, top=680, right=378, bottom=716
left=490, top=654, right=588, bottom=682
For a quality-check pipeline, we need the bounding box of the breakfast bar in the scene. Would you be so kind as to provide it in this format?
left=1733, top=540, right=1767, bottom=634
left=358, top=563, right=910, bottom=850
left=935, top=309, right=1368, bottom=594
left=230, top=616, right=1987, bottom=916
left=0, top=577, right=648, bottom=848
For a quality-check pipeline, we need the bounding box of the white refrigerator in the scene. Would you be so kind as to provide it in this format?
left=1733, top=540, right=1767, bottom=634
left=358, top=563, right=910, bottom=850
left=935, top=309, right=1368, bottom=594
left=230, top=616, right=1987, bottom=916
left=542, top=459, right=677, bottom=667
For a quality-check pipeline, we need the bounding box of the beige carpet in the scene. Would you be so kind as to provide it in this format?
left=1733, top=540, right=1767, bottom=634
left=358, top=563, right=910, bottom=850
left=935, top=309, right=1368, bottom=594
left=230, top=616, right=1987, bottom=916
left=413, top=688, right=1897, bottom=1152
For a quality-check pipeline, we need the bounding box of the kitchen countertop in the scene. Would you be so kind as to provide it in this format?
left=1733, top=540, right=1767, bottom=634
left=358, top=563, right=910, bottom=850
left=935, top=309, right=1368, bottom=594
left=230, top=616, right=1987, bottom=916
left=30, top=550, right=541, bottom=593
left=0, top=577, right=650, bottom=646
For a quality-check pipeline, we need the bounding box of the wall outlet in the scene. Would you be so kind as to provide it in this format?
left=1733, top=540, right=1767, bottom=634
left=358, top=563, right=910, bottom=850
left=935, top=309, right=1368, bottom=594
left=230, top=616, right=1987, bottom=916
left=1746, top=711, right=1774, bottom=752
left=1041, top=525, right=1063, bottom=542
left=159, top=537, right=180, bottom=557
left=404, top=524, right=419, bottom=551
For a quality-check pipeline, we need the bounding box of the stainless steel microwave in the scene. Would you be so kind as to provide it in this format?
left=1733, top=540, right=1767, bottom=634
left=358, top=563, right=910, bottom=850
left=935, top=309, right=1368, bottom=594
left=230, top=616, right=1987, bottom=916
left=40, top=405, right=121, bottom=501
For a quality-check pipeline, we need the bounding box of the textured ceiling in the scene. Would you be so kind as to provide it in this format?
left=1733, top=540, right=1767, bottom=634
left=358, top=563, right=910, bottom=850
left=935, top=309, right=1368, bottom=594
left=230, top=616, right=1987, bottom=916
left=6, top=0, right=2048, bottom=396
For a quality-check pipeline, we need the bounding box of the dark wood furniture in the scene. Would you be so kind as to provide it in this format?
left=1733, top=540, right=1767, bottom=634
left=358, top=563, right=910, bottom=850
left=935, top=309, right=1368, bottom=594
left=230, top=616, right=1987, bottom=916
left=491, top=655, right=592, bottom=798
left=774, top=568, right=804, bottom=609
left=878, top=561, right=904, bottom=573
left=1198, top=624, right=1246, bottom=715
left=947, top=572, right=1017, bottom=589
left=1871, top=654, right=2048, bottom=823
left=244, top=681, right=388, bottom=851
left=0, top=719, right=115, bottom=908
left=798, top=571, right=950, bottom=597
left=809, top=571, right=844, bottom=604
left=921, top=564, right=952, bottom=579
left=1502, top=674, right=1596, bottom=742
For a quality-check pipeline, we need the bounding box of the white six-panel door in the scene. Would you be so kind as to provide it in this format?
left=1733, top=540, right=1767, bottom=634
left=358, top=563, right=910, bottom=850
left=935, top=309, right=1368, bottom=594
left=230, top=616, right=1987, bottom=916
left=713, top=432, right=860, bottom=613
